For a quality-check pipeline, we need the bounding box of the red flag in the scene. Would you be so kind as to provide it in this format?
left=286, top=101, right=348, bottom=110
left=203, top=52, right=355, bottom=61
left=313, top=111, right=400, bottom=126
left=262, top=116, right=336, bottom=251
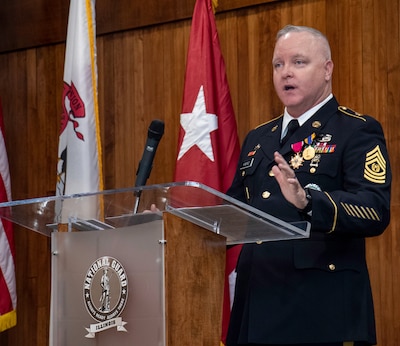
left=0, top=98, right=17, bottom=332
left=173, top=1, right=242, bottom=344
left=174, top=0, right=240, bottom=192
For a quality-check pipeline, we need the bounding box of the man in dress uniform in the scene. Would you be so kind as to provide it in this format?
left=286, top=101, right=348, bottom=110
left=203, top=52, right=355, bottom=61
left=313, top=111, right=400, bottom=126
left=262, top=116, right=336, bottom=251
left=226, top=25, right=391, bottom=346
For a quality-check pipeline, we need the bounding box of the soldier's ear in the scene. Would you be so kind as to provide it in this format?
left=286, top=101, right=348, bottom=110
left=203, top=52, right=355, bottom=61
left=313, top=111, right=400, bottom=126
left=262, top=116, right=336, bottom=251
left=324, top=60, right=334, bottom=81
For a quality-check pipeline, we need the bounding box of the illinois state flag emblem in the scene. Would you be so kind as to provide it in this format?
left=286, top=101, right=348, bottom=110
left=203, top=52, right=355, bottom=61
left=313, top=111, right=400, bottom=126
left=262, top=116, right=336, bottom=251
left=56, top=0, right=103, bottom=198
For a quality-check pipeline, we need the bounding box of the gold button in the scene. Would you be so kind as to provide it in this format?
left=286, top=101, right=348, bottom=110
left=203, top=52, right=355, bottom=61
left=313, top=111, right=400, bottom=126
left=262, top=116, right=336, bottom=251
left=262, top=191, right=271, bottom=199
left=269, top=170, right=274, bottom=177
left=310, top=167, right=316, bottom=174
left=328, top=264, right=336, bottom=271
left=312, top=121, right=321, bottom=128
left=256, top=240, right=263, bottom=245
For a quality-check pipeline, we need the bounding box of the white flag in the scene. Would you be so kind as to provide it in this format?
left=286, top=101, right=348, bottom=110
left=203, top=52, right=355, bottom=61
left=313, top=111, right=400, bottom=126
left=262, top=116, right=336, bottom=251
left=56, top=0, right=103, bottom=199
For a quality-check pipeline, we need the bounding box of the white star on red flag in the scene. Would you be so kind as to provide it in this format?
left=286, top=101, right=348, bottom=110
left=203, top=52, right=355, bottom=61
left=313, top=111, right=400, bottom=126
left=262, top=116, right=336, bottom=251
left=177, top=85, right=218, bottom=161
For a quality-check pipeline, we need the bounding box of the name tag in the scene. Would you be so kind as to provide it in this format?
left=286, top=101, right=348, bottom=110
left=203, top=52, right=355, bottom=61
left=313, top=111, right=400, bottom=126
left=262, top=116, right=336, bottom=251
left=240, top=158, right=254, bottom=170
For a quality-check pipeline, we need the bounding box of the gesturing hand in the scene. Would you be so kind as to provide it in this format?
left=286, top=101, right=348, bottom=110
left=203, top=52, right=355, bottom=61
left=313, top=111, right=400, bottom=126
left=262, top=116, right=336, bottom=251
left=271, top=151, right=308, bottom=210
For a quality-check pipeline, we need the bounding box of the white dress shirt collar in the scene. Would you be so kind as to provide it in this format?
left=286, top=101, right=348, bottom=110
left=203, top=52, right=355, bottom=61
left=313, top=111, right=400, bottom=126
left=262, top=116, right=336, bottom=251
left=281, top=94, right=333, bottom=138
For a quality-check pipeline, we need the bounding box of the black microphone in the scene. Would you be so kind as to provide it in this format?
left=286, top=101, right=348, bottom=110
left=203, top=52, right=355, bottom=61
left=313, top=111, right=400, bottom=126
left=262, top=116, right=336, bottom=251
left=134, top=119, right=165, bottom=193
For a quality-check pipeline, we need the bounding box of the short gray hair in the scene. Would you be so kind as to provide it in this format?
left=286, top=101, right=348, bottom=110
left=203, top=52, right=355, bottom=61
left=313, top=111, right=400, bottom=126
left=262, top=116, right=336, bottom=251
left=276, top=25, right=331, bottom=60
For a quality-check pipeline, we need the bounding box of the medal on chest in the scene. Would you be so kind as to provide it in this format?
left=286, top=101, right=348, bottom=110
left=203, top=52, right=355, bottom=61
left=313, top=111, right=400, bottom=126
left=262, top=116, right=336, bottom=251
left=302, top=134, right=316, bottom=161
left=289, top=141, right=304, bottom=169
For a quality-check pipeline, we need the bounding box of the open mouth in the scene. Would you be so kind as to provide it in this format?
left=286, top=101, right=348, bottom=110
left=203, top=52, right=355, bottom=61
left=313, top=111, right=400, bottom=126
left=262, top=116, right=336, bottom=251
left=284, top=85, right=295, bottom=91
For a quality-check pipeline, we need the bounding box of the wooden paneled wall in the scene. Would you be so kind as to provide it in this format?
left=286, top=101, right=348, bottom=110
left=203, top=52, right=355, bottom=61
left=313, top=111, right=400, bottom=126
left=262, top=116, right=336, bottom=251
left=0, top=0, right=399, bottom=345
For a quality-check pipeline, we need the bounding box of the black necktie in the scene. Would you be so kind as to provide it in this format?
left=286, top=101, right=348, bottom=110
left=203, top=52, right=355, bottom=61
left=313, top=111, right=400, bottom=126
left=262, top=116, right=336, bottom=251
left=281, top=119, right=299, bottom=146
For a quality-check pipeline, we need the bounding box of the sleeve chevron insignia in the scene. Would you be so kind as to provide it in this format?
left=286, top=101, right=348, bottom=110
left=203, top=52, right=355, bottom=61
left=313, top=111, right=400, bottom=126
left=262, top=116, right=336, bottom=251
left=364, top=145, right=386, bottom=184
left=341, top=202, right=381, bottom=221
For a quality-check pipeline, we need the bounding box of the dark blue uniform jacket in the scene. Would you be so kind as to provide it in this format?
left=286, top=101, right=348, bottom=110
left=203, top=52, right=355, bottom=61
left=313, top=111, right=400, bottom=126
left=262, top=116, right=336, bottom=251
left=226, top=97, right=392, bottom=345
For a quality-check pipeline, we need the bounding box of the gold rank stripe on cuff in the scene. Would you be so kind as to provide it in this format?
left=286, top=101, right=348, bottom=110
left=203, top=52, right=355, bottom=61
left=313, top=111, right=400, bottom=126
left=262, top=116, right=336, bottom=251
left=341, top=202, right=381, bottom=221
left=245, top=186, right=250, bottom=201
left=364, top=145, right=386, bottom=184
left=324, top=192, right=338, bottom=234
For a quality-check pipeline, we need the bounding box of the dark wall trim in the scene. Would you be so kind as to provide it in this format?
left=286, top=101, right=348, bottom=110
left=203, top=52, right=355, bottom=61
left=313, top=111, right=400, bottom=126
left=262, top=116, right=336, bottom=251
left=0, top=0, right=279, bottom=53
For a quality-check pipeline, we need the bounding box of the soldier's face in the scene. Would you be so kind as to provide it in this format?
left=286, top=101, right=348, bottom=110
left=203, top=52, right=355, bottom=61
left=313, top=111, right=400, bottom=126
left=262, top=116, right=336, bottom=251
left=272, top=31, right=333, bottom=117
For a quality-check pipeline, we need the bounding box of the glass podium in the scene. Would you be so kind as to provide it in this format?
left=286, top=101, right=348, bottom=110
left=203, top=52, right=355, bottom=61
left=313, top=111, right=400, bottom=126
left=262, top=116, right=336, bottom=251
left=0, top=181, right=310, bottom=346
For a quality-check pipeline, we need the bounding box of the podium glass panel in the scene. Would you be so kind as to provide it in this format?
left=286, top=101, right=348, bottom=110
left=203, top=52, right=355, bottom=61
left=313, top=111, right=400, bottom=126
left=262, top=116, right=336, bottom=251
left=0, top=181, right=310, bottom=243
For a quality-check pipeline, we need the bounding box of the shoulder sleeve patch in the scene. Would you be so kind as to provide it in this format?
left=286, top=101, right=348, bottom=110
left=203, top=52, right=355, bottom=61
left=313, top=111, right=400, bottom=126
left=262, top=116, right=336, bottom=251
left=338, top=106, right=366, bottom=121
left=364, top=145, right=387, bottom=184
